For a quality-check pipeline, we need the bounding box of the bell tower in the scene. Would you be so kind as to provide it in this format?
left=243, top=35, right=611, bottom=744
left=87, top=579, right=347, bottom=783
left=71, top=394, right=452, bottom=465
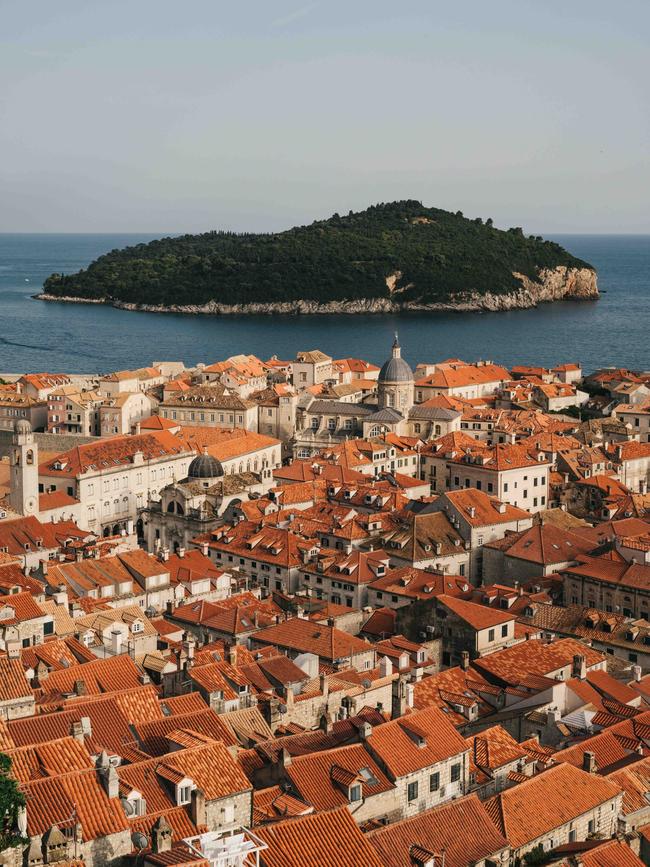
left=10, top=419, right=39, bottom=516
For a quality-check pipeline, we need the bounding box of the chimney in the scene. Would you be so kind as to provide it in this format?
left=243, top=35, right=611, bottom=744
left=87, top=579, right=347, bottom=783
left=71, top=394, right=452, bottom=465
left=319, top=672, right=329, bottom=701
left=633, top=664, right=642, bottom=683
left=151, top=815, right=173, bottom=854
left=201, top=542, right=209, bottom=557
left=178, top=547, right=185, bottom=559
left=378, top=655, right=393, bottom=678
left=572, top=654, right=587, bottom=681
left=99, top=763, right=120, bottom=799
left=110, top=629, right=122, bottom=656
left=405, top=683, right=414, bottom=709
left=326, top=616, right=335, bottom=629
left=582, top=750, right=597, bottom=774
left=190, top=788, right=206, bottom=826
left=358, top=721, right=372, bottom=740
left=460, top=650, right=470, bottom=671
left=161, top=547, right=170, bottom=562
left=135, top=422, right=141, bottom=435
left=546, top=707, right=561, bottom=727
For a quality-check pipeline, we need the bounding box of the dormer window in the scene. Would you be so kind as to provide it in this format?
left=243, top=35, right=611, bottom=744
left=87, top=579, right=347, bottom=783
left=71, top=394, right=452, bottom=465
left=131, top=621, right=144, bottom=634
left=349, top=783, right=362, bottom=802
left=176, top=778, right=194, bottom=805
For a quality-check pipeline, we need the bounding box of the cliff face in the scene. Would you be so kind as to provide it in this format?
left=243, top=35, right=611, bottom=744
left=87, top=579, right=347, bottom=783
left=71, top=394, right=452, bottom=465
left=36, top=265, right=598, bottom=315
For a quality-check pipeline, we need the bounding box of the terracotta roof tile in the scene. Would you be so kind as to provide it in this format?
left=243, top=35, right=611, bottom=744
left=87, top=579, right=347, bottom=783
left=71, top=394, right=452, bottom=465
left=367, top=793, right=508, bottom=867
left=286, top=743, right=393, bottom=811
left=254, top=806, right=385, bottom=867
left=367, top=704, right=467, bottom=778
left=484, top=763, right=621, bottom=849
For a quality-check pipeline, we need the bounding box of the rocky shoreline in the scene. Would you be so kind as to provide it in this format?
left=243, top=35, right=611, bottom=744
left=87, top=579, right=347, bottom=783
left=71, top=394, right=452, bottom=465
left=35, top=266, right=598, bottom=316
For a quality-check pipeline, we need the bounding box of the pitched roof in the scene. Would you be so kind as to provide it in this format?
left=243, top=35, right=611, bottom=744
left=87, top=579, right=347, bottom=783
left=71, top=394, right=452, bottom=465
left=367, top=793, right=508, bottom=867
left=24, top=769, right=130, bottom=840
left=367, top=705, right=468, bottom=777
left=252, top=618, right=373, bottom=662
left=254, top=806, right=384, bottom=867
left=466, top=725, right=527, bottom=772
left=132, top=708, right=236, bottom=754
left=484, top=523, right=595, bottom=565
left=484, top=763, right=621, bottom=849
left=436, top=594, right=515, bottom=630
left=118, top=741, right=251, bottom=804
left=40, top=430, right=190, bottom=477
left=0, top=656, right=33, bottom=702
left=285, top=743, right=393, bottom=810
left=472, top=638, right=604, bottom=687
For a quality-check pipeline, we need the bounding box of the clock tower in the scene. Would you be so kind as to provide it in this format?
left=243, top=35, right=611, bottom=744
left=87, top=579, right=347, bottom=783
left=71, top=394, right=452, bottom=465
left=10, top=419, right=39, bottom=517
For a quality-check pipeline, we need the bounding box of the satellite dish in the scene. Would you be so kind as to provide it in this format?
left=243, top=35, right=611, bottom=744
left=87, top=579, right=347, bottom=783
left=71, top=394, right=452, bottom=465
left=131, top=832, right=149, bottom=852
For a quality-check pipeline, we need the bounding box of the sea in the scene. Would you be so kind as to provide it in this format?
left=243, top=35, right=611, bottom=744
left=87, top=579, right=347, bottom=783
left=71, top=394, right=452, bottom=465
left=0, top=233, right=648, bottom=375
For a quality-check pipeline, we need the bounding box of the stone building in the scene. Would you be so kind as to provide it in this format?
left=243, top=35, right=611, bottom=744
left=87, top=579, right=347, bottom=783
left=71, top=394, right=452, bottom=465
left=141, top=450, right=265, bottom=553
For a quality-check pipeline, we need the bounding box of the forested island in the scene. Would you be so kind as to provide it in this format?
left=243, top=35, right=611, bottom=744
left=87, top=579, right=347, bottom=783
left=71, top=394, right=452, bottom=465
left=39, top=201, right=598, bottom=314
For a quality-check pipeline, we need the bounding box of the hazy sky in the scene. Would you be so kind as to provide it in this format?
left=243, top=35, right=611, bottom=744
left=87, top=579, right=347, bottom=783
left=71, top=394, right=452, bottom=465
left=1, top=0, right=648, bottom=233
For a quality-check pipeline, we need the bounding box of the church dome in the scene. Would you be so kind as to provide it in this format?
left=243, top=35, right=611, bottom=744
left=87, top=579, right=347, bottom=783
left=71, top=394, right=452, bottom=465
left=379, top=334, right=413, bottom=383
left=187, top=450, right=223, bottom=480
left=14, top=419, right=32, bottom=435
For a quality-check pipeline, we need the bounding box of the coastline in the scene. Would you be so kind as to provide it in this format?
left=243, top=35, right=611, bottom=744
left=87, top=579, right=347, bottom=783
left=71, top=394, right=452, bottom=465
left=34, top=265, right=598, bottom=316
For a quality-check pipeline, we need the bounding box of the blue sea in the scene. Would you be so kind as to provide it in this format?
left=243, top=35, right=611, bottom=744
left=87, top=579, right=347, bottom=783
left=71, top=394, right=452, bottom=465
left=0, top=233, right=648, bottom=374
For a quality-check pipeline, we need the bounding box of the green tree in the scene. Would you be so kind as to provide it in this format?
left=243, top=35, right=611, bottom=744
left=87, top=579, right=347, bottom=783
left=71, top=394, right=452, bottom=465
left=0, top=754, right=26, bottom=852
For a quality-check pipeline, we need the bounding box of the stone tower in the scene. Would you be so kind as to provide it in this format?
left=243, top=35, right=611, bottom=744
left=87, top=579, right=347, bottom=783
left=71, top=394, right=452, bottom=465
left=377, top=333, right=414, bottom=412
left=10, top=419, right=39, bottom=516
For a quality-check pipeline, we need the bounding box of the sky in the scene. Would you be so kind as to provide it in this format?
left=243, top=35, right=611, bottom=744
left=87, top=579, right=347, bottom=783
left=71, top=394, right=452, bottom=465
left=1, top=0, right=649, bottom=234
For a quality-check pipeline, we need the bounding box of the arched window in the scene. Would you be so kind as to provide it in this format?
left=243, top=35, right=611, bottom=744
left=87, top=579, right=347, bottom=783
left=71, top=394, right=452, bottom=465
left=176, top=502, right=184, bottom=515
left=369, top=425, right=382, bottom=437
left=167, top=502, right=176, bottom=513
left=26, top=450, right=34, bottom=465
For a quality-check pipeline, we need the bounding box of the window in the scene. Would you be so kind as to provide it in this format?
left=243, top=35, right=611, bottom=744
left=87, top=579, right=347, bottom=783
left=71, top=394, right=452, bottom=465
left=349, top=784, right=362, bottom=802
left=429, top=772, right=440, bottom=792
left=450, top=763, right=461, bottom=783
left=407, top=781, right=418, bottom=802
left=44, top=621, right=54, bottom=636
left=488, top=628, right=495, bottom=642
left=569, top=828, right=577, bottom=843
left=503, top=483, right=508, bottom=492
left=588, top=819, right=595, bottom=834
left=177, top=784, right=192, bottom=805
left=501, top=624, right=508, bottom=637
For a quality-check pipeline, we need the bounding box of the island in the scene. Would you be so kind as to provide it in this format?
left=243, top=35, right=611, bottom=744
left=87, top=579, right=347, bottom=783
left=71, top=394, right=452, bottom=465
left=38, top=200, right=598, bottom=315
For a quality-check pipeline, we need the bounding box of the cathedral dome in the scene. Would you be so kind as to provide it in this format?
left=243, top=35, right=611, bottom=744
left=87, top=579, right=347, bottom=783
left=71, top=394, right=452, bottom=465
left=187, top=450, right=223, bottom=480
left=379, top=334, right=413, bottom=383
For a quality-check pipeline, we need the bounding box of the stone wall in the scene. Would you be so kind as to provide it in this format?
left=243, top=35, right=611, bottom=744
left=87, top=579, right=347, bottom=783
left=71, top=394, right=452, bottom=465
left=0, top=429, right=97, bottom=458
